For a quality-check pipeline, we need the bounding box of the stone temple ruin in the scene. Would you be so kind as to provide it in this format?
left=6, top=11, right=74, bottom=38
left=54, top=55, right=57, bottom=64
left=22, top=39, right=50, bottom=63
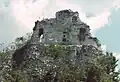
left=11, top=10, right=115, bottom=82
left=31, top=9, right=100, bottom=48
left=13, top=9, right=101, bottom=68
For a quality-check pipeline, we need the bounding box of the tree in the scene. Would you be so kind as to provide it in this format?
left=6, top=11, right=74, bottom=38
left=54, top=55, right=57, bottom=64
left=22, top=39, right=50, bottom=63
left=0, top=32, right=119, bottom=82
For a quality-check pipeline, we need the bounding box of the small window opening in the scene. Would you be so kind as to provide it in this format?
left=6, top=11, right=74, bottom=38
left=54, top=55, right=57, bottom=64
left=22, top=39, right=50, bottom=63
left=62, top=38, right=66, bottom=42
left=38, top=28, right=43, bottom=37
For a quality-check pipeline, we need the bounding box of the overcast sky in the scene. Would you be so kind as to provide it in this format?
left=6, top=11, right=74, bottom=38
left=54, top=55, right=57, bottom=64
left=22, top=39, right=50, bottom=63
left=0, top=0, right=120, bottom=69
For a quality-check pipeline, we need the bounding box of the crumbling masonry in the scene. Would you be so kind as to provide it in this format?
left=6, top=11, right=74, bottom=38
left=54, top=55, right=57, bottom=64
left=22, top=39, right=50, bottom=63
left=31, top=9, right=99, bottom=48
left=13, top=9, right=102, bottom=68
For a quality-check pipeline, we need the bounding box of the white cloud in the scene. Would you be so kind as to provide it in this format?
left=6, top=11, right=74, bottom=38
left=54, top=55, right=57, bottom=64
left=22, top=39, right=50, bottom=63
left=50, top=0, right=113, bottom=34
left=86, top=8, right=111, bottom=34
left=113, top=0, right=120, bottom=10
left=11, top=0, right=49, bottom=30
left=10, top=0, right=120, bottom=34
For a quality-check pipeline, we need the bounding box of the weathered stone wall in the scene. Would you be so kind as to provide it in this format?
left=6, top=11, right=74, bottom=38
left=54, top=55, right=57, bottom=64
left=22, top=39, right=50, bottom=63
left=31, top=9, right=98, bottom=47
left=13, top=9, right=102, bottom=70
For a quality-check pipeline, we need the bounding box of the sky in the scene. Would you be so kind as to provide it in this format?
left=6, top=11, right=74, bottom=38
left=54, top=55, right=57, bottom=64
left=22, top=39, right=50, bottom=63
left=0, top=0, right=120, bottom=69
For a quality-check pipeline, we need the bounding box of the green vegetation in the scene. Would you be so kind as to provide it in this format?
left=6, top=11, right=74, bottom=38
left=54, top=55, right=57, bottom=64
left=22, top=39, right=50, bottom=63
left=0, top=33, right=119, bottom=82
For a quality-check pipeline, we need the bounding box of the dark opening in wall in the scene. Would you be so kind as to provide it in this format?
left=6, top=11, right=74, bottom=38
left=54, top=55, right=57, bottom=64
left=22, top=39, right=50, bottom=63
left=38, top=28, right=43, bottom=37
left=63, top=35, right=66, bottom=37
left=80, top=28, right=86, bottom=33
left=84, top=54, right=88, bottom=56
left=63, top=32, right=67, bottom=33
left=62, top=38, right=66, bottom=42
left=78, top=28, right=86, bottom=41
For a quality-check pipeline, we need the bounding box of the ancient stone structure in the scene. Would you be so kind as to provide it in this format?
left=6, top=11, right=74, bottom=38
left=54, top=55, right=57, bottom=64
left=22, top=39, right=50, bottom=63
left=13, top=9, right=102, bottom=70
left=31, top=9, right=99, bottom=48
left=12, top=10, right=103, bottom=82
